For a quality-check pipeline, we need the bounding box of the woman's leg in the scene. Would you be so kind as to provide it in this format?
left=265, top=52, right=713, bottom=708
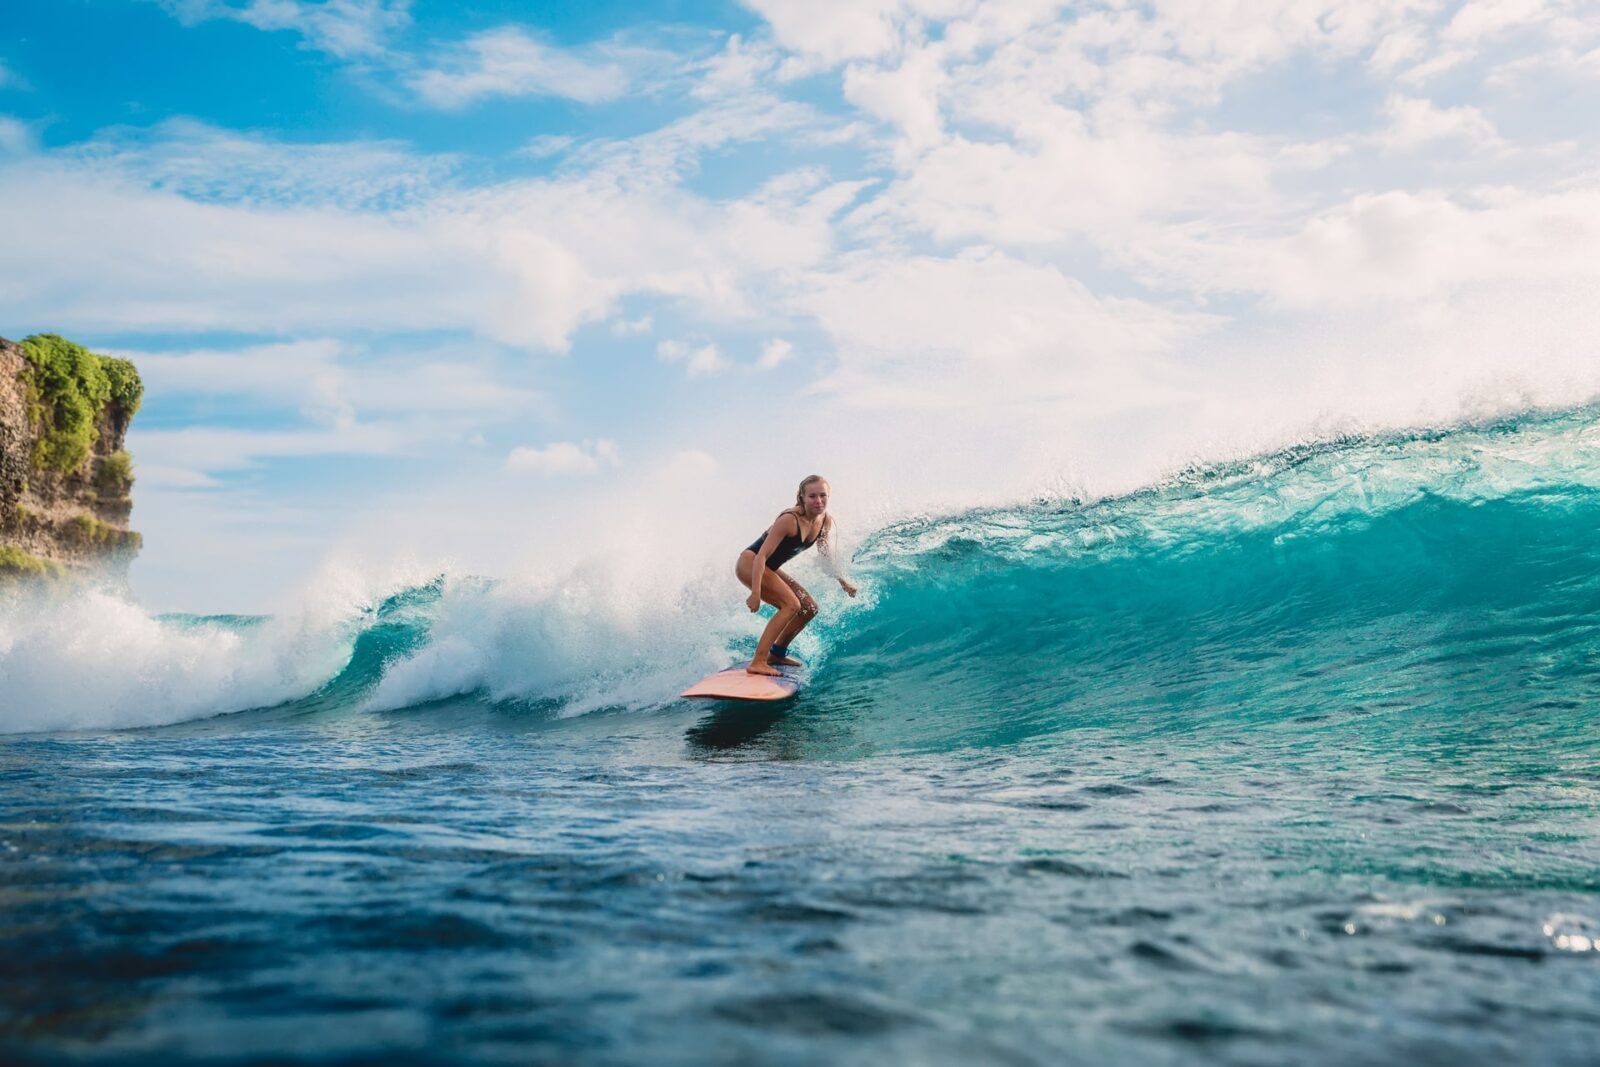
left=735, top=552, right=803, bottom=676
left=770, top=570, right=818, bottom=661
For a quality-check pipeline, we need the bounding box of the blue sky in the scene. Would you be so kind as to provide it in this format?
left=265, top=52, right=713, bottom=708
left=4, top=0, right=1600, bottom=611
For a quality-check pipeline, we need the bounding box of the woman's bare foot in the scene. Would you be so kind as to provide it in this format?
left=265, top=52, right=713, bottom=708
left=769, top=653, right=803, bottom=667
left=746, top=658, right=781, bottom=676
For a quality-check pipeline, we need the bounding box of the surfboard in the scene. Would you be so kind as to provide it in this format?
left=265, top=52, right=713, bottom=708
left=680, top=666, right=802, bottom=702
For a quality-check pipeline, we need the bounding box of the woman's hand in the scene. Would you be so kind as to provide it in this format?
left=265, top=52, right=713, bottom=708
left=839, top=579, right=858, bottom=598
left=746, top=590, right=762, bottom=613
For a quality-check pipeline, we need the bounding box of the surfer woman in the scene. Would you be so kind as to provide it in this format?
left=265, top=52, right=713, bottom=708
left=738, top=474, right=857, bottom=676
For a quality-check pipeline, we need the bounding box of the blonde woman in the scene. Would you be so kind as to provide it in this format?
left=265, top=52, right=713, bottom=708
left=736, top=475, right=857, bottom=676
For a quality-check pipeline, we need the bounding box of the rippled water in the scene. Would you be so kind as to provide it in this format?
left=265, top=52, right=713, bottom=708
left=7, top=706, right=1600, bottom=1065
left=6, top=411, right=1600, bottom=1063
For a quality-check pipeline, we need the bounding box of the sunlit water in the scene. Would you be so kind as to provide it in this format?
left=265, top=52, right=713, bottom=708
left=5, top=410, right=1600, bottom=1064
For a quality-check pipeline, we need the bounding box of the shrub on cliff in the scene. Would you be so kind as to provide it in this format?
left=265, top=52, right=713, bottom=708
left=101, top=356, right=144, bottom=415
left=0, top=545, right=67, bottom=580
left=68, top=511, right=140, bottom=550
left=18, top=334, right=144, bottom=474
left=97, top=450, right=135, bottom=494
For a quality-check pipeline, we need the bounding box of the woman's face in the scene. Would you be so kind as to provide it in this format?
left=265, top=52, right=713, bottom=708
left=803, top=481, right=830, bottom=515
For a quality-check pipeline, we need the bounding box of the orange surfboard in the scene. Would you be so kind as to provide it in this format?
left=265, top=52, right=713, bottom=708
left=681, top=666, right=802, bottom=702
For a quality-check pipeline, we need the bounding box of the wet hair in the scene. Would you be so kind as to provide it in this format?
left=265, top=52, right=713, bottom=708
left=795, top=475, right=828, bottom=508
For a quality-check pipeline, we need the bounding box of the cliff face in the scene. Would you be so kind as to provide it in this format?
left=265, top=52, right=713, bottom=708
left=0, top=335, right=142, bottom=577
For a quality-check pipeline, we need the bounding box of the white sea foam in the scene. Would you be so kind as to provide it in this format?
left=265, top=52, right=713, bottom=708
left=0, top=558, right=431, bottom=734
left=363, top=557, right=785, bottom=717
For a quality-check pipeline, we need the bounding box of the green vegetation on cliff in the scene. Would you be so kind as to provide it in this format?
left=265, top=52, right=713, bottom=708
left=97, top=450, right=135, bottom=494
left=0, top=545, right=67, bottom=580
left=18, top=334, right=144, bottom=474
left=69, top=511, right=142, bottom=552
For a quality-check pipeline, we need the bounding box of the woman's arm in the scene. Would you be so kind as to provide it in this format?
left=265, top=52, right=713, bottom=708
left=747, top=512, right=800, bottom=611
left=817, top=516, right=857, bottom=597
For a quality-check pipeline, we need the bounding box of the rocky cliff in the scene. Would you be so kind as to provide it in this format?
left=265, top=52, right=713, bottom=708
left=0, top=334, right=143, bottom=579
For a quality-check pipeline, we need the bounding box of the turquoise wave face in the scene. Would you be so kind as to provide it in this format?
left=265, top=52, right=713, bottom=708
left=775, top=408, right=1600, bottom=758
left=808, top=487, right=1600, bottom=757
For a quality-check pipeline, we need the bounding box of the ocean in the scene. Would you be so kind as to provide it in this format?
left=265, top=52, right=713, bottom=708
left=4, top=408, right=1600, bottom=1064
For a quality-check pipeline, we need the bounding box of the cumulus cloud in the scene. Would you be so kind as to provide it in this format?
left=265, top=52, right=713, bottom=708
left=1269, top=187, right=1600, bottom=306
left=505, top=439, right=621, bottom=476
left=1380, top=94, right=1502, bottom=150
left=797, top=247, right=1211, bottom=410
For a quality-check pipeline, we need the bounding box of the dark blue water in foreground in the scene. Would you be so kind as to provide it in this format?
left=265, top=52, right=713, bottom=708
left=5, top=410, right=1600, bottom=1064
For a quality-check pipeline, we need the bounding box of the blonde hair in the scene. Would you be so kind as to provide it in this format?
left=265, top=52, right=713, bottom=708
left=795, top=474, right=828, bottom=507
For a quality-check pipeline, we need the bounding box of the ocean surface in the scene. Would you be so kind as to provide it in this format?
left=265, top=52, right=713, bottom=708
left=5, top=409, right=1600, bottom=1064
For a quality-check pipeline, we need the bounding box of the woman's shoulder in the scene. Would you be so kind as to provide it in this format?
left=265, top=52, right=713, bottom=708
left=774, top=507, right=803, bottom=529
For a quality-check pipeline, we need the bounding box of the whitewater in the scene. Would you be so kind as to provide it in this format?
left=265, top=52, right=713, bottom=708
left=5, top=406, right=1600, bottom=1064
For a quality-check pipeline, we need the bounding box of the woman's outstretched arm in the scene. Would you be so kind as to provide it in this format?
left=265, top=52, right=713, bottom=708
left=817, top=516, right=858, bottom=597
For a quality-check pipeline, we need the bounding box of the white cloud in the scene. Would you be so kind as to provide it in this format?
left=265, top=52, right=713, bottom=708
left=657, top=339, right=728, bottom=376
left=1484, top=14, right=1600, bottom=86
left=0, top=116, right=32, bottom=156
left=519, top=134, right=576, bottom=158
left=853, top=124, right=1279, bottom=249
left=743, top=0, right=977, bottom=69
left=566, top=91, right=837, bottom=187
left=409, top=27, right=630, bottom=107
left=692, top=33, right=780, bottom=99
left=135, top=465, right=222, bottom=489
left=1443, top=0, right=1551, bottom=44
left=156, top=0, right=410, bottom=59
left=611, top=315, right=654, bottom=336
left=0, top=60, right=23, bottom=91
left=1124, top=186, right=1600, bottom=309
left=659, top=448, right=719, bottom=481
left=1380, top=94, right=1502, bottom=151
left=123, top=338, right=542, bottom=424
left=842, top=46, right=947, bottom=150
left=505, top=439, right=620, bottom=476
left=0, top=121, right=851, bottom=352
left=757, top=338, right=793, bottom=369
left=132, top=421, right=416, bottom=473
left=796, top=247, right=1210, bottom=410
left=1274, top=187, right=1600, bottom=304
left=67, top=118, right=456, bottom=210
